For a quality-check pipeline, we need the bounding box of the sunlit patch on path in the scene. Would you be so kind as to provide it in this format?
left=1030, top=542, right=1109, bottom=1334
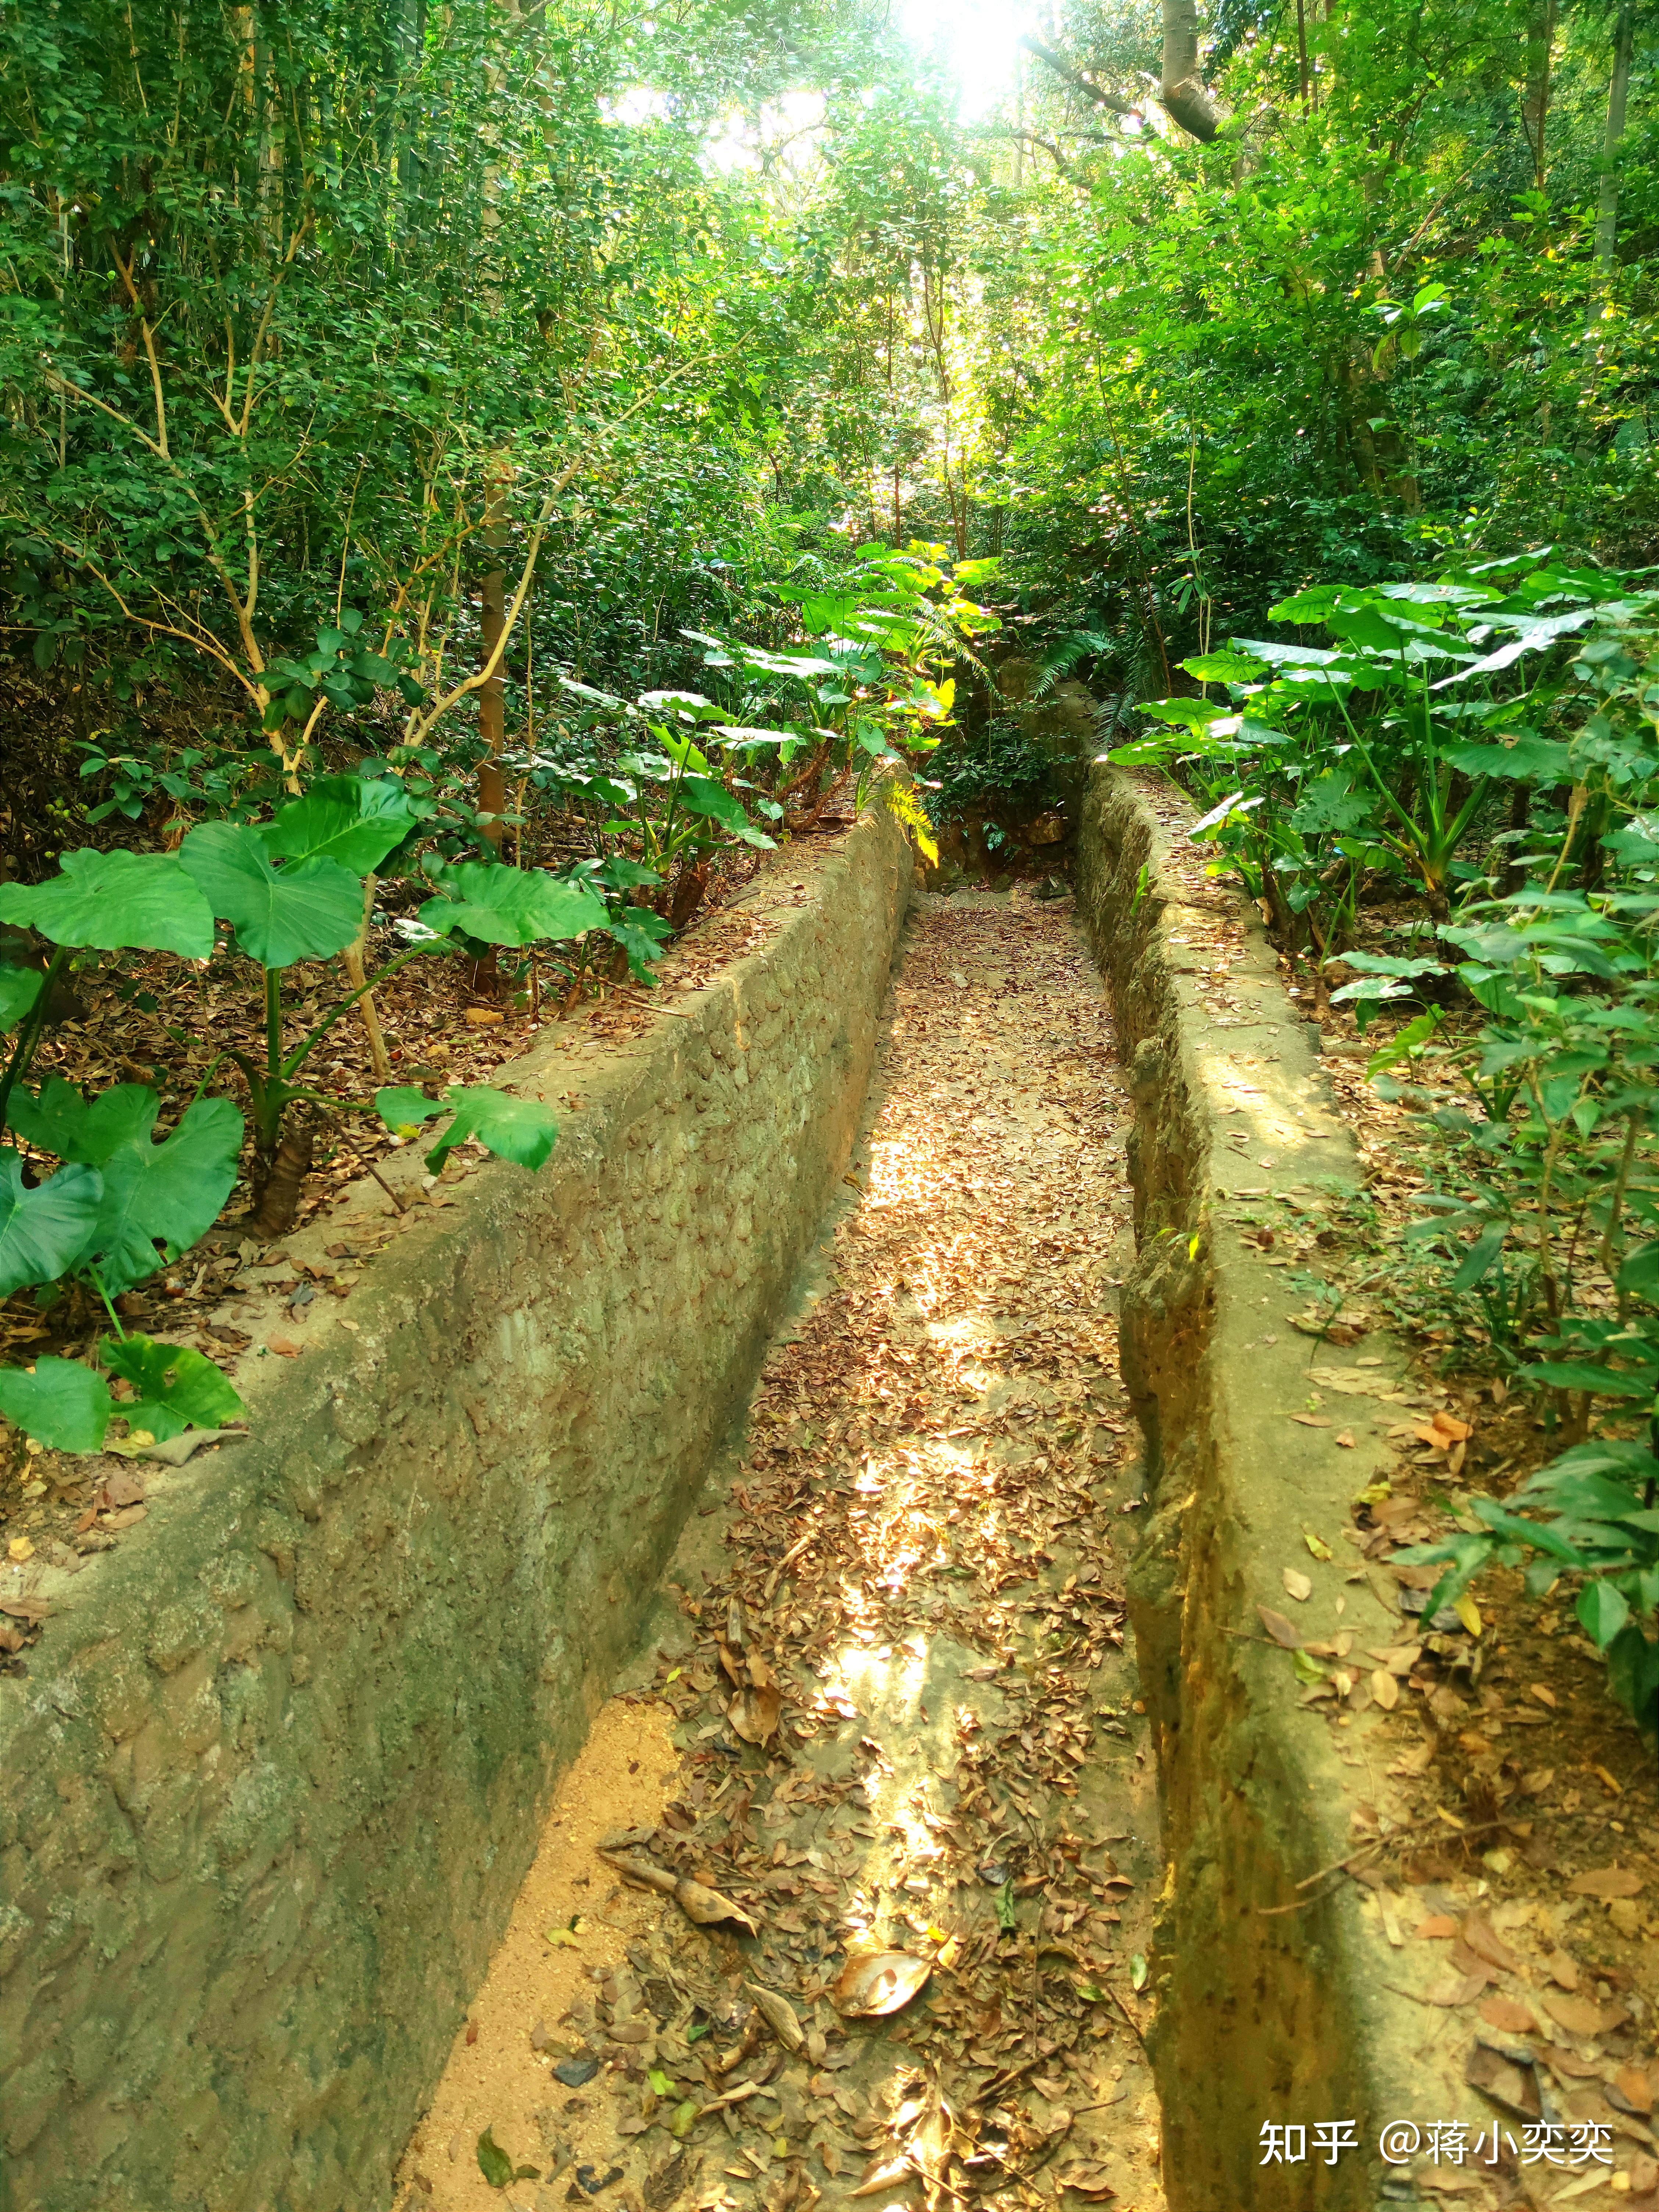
left=398, top=886, right=1165, bottom=2212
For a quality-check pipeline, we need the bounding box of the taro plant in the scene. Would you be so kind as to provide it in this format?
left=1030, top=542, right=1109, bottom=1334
left=0, top=771, right=638, bottom=1449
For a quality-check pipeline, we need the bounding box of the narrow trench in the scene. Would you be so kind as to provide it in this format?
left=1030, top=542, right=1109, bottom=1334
left=395, top=884, right=1165, bottom=2212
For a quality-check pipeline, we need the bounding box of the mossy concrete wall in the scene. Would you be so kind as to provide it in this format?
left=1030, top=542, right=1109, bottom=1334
left=1076, top=768, right=1437, bottom=2211
left=0, top=809, right=910, bottom=2212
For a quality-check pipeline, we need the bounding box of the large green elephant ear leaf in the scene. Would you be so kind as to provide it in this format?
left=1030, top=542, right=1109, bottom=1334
left=9, top=1075, right=149, bottom=1163
left=425, top=1084, right=558, bottom=1172
left=100, top=1332, right=245, bottom=1442
left=179, top=821, right=364, bottom=967
left=0, top=1153, right=104, bottom=1297
left=676, top=775, right=775, bottom=848
left=0, top=849, right=215, bottom=957
left=0, top=967, right=43, bottom=1032
left=0, top=1357, right=112, bottom=1452
left=417, top=864, right=608, bottom=947
left=374, top=1085, right=445, bottom=1133
left=80, top=1095, right=245, bottom=1296
left=261, top=775, right=417, bottom=875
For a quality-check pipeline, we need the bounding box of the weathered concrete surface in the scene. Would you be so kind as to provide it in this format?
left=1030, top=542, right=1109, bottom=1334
left=0, top=809, right=910, bottom=2212
left=1076, top=768, right=1454, bottom=2211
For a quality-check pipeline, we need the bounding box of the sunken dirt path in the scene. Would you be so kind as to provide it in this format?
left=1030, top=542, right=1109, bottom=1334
left=396, top=886, right=1166, bottom=2212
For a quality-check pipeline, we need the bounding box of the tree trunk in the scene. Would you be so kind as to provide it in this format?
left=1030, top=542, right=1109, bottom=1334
left=1160, top=0, right=1223, bottom=142
left=1521, top=0, right=1558, bottom=195
left=476, top=453, right=510, bottom=846
left=1596, top=4, right=1635, bottom=267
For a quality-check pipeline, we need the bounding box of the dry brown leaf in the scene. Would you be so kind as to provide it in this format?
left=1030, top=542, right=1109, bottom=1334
left=1461, top=1912, right=1519, bottom=1974
left=1421, top=1973, right=1487, bottom=2007
left=1540, top=1991, right=1620, bottom=2039
left=1416, top=1915, right=1458, bottom=1939
left=1282, top=1567, right=1313, bottom=1603
left=1545, top=1949, right=1581, bottom=1992
left=849, top=2153, right=913, bottom=2199
left=1612, top=2066, right=1654, bottom=2116
left=1464, top=2044, right=1542, bottom=2123
left=832, top=1952, right=932, bottom=2019
left=675, top=1877, right=760, bottom=1936
left=1055, top=2166, right=1118, bottom=2200
left=1478, top=1995, right=1537, bottom=2035
left=1257, top=1606, right=1301, bottom=1648
left=1566, top=1865, right=1644, bottom=1900
left=747, top=1984, right=805, bottom=2053
left=1370, top=1669, right=1399, bottom=1710
left=728, top=1684, right=782, bottom=1744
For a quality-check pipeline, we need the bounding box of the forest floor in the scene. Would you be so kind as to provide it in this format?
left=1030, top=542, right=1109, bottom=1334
left=393, top=884, right=1167, bottom=2212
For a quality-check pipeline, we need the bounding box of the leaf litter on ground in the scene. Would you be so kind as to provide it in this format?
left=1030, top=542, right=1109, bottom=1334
left=392, top=883, right=1167, bottom=2212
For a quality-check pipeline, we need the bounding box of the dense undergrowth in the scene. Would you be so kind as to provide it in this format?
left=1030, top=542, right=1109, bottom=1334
left=4, top=0, right=1659, bottom=1726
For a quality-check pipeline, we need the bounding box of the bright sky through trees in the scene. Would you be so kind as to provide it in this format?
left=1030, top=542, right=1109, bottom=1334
left=895, top=0, right=1039, bottom=117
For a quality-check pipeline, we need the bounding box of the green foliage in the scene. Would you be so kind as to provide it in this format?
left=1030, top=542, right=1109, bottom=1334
left=179, top=824, right=365, bottom=969
left=7, top=1081, right=244, bottom=1296
left=0, top=1153, right=105, bottom=1299
left=0, top=852, right=215, bottom=958
left=374, top=1084, right=559, bottom=1174
left=101, top=1335, right=245, bottom=1442
left=1396, top=1442, right=1659, bottom=1742
left=417, top=866, right=609, bottom=949
left=0, top=968, right=43, bottom=1033
left=0, top=1357, right=113, bottom=1454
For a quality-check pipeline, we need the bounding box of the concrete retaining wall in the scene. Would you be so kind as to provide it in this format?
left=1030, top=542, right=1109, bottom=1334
left=1076, top=767, right=1433, bottom=2211
left=0, top=807, right=910, bottom=2212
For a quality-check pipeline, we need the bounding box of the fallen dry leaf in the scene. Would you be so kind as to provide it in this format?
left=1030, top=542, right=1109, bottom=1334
left=1281, top=1567, right=1313, bottom=1603
left=1461, top=1912, right=1520, bottom=1974
left=1540, top=1991, right=1622, bottom=2039
left=674, top=1877, right=760, bottom=1936
left=832, top=1952, right=932, bottom=2019
left=1055, top=2165, right=1118, bottom=2200
left=1567, top=1865, right=1644, bottom=1901
left=1478, top=1994, right=1537, bottom=2035
left=1464, top=2044, right=1542, bottom=2123
left=728, top=1683, right=782, bottom=1744
left=849, top=2152, right=913, bottom=2199
left=1545, top=1949, right=1581, bottom=1992
left=1370, top=1669, right=1399, bottom=1710
left=1422, top=1972, right=1487, bottom=2007
left=747, top=1983, right=805, bottom=2053
left=1613, top=2066, right=1654, bottom=2116
left=1257, top=1605, right=1301, bottom=1647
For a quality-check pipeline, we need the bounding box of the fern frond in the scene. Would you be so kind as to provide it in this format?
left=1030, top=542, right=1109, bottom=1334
left=1032, top=629, right=1114, bottom=702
